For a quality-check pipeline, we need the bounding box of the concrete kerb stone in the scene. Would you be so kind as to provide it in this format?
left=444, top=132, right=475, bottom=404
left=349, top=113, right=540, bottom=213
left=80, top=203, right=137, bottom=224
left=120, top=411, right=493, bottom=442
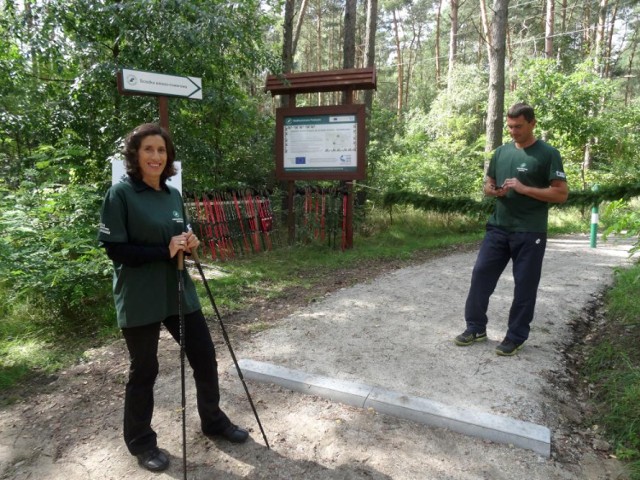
left=235, top=359, right=551, bottom=457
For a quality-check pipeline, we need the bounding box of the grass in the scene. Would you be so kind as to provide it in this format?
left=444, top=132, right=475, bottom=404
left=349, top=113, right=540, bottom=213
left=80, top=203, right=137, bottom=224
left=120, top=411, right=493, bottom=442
left=0, top=297, right=103, bottom=391
left=582, top=264, right=640, bottom=479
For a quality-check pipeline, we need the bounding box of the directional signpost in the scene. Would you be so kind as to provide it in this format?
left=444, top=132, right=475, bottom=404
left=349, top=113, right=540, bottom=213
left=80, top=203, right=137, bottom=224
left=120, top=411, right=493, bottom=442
left=117, top=68, right=203, bottom=130
left=119, top=68, right=202, bottom=99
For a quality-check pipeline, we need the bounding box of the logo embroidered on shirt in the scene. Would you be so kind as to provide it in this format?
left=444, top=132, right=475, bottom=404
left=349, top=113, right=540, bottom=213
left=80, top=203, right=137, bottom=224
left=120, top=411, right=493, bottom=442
left=517, top=162, right=528, bottom=173
left=99, top=223, right=111, bottom=235
left=172, top=210, right=184, bottom=224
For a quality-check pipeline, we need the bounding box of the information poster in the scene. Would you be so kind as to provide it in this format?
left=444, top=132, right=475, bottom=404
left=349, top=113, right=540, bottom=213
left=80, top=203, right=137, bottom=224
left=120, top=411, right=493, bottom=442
left=275, top=104, right=366, bottom=181
left=283, top=114, right=357, bottom=173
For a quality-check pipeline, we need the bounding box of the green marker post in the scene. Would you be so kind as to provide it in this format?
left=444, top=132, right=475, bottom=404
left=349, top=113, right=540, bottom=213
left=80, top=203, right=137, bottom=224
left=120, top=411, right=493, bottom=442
left=590, top=184, right=599, bottom=248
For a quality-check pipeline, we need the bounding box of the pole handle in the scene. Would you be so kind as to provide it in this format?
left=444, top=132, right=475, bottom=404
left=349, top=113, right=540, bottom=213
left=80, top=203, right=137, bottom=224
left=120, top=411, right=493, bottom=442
left=177, top=251, right=184, bottom=271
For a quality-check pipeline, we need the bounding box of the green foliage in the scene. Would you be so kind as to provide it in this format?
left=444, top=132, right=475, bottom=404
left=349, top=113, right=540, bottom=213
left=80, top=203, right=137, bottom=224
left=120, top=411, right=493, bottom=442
left=426, top=64, right=488, bottom=145
left=510, top=59, right=640, bottom=189
left=381, top=106, right=485, bottom=195
left=1, top=0, right=281, bottom=191
left=0, top=162, right=115, bottom=387
left=582, top=264, right=640, bottom=478
left=601, top=199, right=640, bottom=255
left=366, top=102, right=405, bottom=189
left=0, top=174, right=113, bottom=332
left=605, top=264, right=640, bottom=325
left=383, top=189, right=494, bottom=218
left=0, top=297, right=81, bottom=389
left=368, top=66, right=487, bottom=198
left=563, top=183, right=640, bottom=208
left=1, top=0, right=284, bottom=390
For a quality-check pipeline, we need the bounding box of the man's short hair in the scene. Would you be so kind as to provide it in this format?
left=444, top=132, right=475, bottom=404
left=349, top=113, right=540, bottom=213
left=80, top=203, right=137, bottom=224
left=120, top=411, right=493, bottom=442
left=507, top=103, right=535, bottom=122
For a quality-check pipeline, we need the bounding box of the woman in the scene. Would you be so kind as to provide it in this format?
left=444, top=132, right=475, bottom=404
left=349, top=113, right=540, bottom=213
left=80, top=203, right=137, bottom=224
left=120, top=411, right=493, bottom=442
left=98, top=123, right=248, bottom=472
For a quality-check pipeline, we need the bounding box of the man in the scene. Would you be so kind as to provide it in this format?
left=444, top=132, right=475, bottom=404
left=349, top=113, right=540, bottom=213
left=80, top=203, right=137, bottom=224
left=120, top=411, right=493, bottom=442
left=454, top=103, right=568, bottom=356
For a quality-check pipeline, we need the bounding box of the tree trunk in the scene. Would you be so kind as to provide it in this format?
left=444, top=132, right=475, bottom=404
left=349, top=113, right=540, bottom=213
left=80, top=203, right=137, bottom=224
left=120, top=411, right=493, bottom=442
left=479, top=0, right=492, bottom=60
left=447, top=0, right=459, bottom=92
left=392, top=8, right=403, bottom=115
left=435, top=0, right=443, bottom=86
left=343, top=0, right=357, bottom=69
left=364, top=0, right=378, bottom=116
left=485, top=0, right=509, bottom=155
left=560, top=0, right=567, bottom=33
left=280, top=0, right=295, bottom=108
left=545, top=0, right=554, bottom=58
left=507, top=28, right=516, bottom=91
left=316, top=0, right=322, bottom=104
left=292, top=0, right=310, bottom=61
left=404, top=22, right=420, bottom=109
left=624, top=30, right=638, bottom=106
left=24, top=1, right=39, bottom=80
left=594, top=0, right=608, bottom=76
left=583, top=2, right=592, bottom=54
left=341, top=0, right=357, bottom=104
left=604, top=0, right=619, bottom=78
left=282, top=0, right=295, bottom=73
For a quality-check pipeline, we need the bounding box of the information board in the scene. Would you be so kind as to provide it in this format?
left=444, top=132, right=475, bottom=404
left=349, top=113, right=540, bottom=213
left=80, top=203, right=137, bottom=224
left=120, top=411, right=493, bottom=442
left=275, top=104, right=366, bottom=181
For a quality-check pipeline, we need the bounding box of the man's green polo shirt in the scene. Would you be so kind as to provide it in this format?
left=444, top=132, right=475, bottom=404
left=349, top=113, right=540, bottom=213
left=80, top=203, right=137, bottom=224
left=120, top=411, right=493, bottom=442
left=487, top=140, right=566, bottom=233
left=98, top=177, right=201, bottom=328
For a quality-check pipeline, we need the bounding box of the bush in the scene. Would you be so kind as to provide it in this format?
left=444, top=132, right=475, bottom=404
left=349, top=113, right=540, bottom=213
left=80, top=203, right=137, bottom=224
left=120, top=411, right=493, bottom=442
left=0, top=180, right=113, bottom=335
left=602, top=198, right=640, bottom=255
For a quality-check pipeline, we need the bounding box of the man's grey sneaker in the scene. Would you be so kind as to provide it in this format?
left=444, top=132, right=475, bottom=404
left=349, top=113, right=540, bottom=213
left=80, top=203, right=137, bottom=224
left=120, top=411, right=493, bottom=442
left=454, top=330, right=487, bottom=346
left=495, top=338, right=524, bottom=356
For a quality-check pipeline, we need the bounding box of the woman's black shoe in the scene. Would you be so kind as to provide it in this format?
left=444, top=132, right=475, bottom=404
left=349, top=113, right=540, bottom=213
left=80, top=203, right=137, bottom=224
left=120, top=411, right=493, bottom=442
left=206, top=424, right=249, bottom=443
left=222, top=424, right=249, bottom=443
left=136, top=447, right=170, bottom=472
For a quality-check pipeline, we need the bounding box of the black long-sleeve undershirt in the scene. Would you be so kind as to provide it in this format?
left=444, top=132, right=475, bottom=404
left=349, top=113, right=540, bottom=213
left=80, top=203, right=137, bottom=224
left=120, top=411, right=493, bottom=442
left=102, top=241, right=170, bottom=268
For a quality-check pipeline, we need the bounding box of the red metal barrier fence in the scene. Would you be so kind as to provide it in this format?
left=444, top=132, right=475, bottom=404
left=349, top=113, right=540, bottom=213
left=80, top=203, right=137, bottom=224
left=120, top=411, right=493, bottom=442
left=188, top=191, right=275, bottom=261
left=187, top=187, right=348, bottom=261
left=293, top=187, right=347, bottom=250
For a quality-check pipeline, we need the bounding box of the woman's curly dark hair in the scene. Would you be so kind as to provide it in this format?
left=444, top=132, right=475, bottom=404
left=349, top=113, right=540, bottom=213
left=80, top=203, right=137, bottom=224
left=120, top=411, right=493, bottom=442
left=122, top=123, right=177, bottom=183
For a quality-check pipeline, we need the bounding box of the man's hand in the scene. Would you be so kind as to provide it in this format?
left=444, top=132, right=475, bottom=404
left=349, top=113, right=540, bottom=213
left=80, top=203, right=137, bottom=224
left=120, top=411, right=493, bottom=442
left=485, top=180, right=508, bottom=197
left=500, top=178, right=569, bottom=203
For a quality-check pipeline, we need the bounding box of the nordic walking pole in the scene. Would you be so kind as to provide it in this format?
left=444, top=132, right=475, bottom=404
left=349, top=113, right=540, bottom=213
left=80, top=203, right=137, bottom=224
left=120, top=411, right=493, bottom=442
left=176, top=250, right=188, bottom=480
left=189, top=247, right=271, bottom=449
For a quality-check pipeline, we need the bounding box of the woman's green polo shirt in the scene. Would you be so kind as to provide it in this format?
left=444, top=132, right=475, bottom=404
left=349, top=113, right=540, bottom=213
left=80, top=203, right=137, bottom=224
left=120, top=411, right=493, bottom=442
left=98, top=177, right=201, bottom=328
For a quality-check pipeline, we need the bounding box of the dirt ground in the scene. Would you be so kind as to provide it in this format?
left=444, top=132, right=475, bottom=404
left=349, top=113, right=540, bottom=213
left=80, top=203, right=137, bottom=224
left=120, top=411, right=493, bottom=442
left=0, top=234, right=636, bottom=480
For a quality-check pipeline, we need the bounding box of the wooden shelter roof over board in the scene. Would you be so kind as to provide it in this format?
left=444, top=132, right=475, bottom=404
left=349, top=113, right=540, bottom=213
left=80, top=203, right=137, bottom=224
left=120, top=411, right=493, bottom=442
left=265, top=67, right=376, bottom=95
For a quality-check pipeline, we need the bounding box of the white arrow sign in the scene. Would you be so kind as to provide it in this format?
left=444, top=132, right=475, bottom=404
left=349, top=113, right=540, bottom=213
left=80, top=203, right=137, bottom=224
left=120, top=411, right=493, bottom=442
left=121, top=68, right=202, bottom=99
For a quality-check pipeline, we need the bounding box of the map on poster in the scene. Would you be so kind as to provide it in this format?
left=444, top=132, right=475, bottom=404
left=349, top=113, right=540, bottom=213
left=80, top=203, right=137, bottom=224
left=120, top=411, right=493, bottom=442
left=283, top=114, right=358, bottom=172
